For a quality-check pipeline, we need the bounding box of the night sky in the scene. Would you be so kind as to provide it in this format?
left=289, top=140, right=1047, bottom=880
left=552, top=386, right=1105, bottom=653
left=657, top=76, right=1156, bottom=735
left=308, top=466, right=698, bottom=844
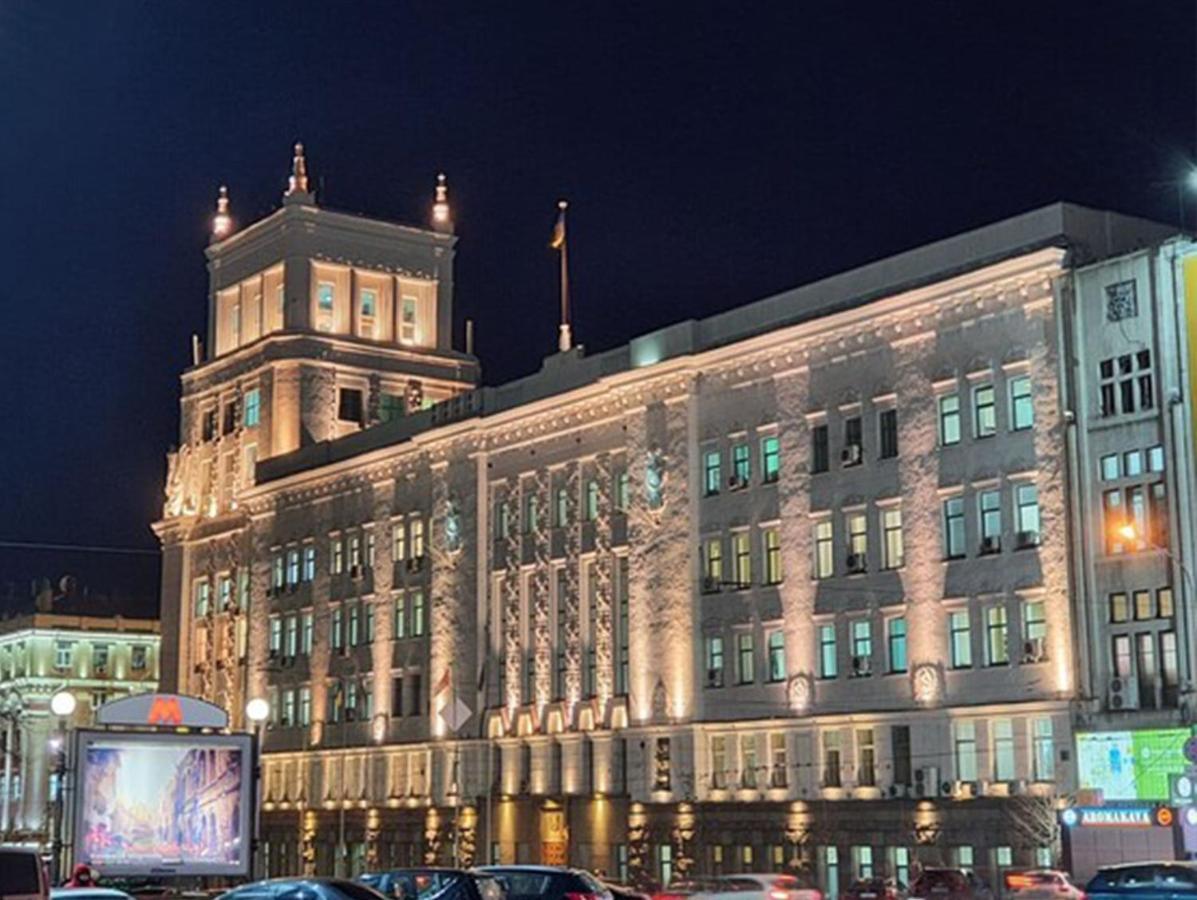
left=0, top=2, right=1194, bottom=615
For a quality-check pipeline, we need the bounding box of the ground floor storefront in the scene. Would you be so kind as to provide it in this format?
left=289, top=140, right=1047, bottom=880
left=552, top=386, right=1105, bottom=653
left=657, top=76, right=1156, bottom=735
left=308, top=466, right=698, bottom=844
left=261, top=795, right=1059, bottom=892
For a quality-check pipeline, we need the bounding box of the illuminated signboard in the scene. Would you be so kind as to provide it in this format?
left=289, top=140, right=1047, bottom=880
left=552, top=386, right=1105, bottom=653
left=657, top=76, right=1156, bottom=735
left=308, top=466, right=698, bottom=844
left=1076, top=729, right=1191, bottom=801
left=1062, top=807, right=1171, bottom=828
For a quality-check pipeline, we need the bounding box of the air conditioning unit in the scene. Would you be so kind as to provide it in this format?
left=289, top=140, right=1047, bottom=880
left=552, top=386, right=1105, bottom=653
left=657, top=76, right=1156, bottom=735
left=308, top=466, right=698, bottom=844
left=980, top=536, right=1001, bottom=555
left=846, top=553, right=867, bottom=574
left=1023, top=638, right=1047, bottom=664
left=887, top=783, right=909, bottom=798
left=1016, top=530, right=1039, bottom=549
left=841, top=444, right=863, bottom=466
left=1109, top=676, right=1140, bottom=711
left=851, top=654, right=872, bottom=677
left=914, top=765, right=938, bottom=798
left=952, top=780, right=976, bottom=799
left=939, top=779, right=955, bottom=798
left=701, top=576, right=722, bottom=594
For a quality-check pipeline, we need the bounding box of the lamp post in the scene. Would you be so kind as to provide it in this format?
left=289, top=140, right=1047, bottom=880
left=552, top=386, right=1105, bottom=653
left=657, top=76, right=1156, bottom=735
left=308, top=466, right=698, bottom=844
left=246, top=697, right=271, bottom=880
left=48, top=689, right=76, bottom=885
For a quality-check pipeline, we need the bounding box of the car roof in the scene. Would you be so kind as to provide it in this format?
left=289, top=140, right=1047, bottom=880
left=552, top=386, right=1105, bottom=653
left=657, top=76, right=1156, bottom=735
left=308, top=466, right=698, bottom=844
left=1099, top=862, right=1193, bottom=871
left=52, top=893, right=133, bottom=898
left=475, top=867, right=584, bottom=875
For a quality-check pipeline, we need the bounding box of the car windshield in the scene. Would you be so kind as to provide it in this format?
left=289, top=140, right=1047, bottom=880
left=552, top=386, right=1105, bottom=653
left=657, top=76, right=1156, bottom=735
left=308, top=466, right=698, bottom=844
left=914, top=871, right=968, bottom=893
left=488, top=874, right=552, bottom=900
left=0, top=851, right=41, bottom=894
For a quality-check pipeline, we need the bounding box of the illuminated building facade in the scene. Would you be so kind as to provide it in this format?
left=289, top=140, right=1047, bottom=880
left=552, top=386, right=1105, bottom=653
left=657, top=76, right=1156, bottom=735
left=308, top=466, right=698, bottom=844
left=156, top=157, right=1197, bottom=890
left=0, top=613, right=160, bottom=846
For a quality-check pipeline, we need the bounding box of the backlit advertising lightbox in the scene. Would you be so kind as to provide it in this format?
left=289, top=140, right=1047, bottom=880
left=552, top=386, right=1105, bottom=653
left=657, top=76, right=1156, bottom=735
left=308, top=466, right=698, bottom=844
left=71, top=730, right=254, bottom=877
left=1076, top=729, right=1190, bottom=802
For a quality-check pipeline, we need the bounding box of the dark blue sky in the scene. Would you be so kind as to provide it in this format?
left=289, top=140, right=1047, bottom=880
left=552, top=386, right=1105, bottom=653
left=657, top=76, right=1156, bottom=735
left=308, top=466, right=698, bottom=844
left=0, top=2, right=1193, bottom=613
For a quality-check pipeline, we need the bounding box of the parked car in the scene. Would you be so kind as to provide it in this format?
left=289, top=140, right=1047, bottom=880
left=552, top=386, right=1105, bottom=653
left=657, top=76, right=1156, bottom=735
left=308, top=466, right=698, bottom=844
left=217, top=879, right=389, bottom=900
left=603, top=886, right=648, bottom=900
left=0, top=848, right=48, bottom=900
left=1003, top=871, right=1083, bottom=900
left=649, top=880, right=720, bottom=900
left=908, top=869, right=992, bottom=900
left=1086, top=863, right=1197, bottom=900
left=474, top=866, right=611, bottom=900
left=690, top=874, right=822, bottom=900
left=360, top=871, right=467, bottom=900
left=52, top=891, right=135, bottom=900
left=843, top=878, right=905, bottom=900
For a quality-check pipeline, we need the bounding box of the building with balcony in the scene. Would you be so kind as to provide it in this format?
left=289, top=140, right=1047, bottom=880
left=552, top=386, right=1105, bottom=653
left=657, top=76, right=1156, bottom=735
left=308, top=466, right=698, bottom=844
left=0, top=612, right=160, bottom=846
left=155, top=150, right=1197, bottom=891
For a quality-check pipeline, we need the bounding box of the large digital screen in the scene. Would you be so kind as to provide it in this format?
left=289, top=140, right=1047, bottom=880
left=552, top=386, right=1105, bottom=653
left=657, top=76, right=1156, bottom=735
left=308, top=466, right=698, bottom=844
left=71, top=730, right=254, bottom=877
left=1076, top=728, right=1191, bottom=801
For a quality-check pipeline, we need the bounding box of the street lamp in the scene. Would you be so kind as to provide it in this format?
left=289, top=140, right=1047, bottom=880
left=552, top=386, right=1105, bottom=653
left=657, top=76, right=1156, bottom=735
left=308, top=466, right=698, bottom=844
left=49, top=690, right=76, bottom=884
left=245, top=698, right=270, bottom=880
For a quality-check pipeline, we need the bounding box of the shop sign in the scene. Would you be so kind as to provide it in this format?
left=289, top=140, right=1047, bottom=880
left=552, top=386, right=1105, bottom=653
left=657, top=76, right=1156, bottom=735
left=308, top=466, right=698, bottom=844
left=1062, top=806, right=1160, bottom=827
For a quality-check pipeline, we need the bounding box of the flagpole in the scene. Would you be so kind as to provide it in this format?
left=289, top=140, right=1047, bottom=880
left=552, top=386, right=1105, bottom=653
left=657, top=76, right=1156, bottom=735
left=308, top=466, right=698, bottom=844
left=557, top=200, right=571, bottom=353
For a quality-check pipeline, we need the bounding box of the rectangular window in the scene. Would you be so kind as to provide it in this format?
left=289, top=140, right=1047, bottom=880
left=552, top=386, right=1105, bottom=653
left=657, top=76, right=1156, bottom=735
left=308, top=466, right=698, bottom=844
left=761, top=436, right=781, bottom=483
left=819, top=624, right=837, bottom=678
left=1125, top=449, right=1144, bottom=477
left=843, top=416, right=863, bottom=464
left=851, top=620, right=872, bottom=677
left=822, top=731, right=842, bottom=788
left=1162, top=631, right=1180, bottom=703
left=379, top=392, right=404, bottom=423
left=1133, top=589, right=1154, bottom=620
left=857, top=728, right=876, bottom=787
left=740, top=735, right=758, bottom=788
left=244, top=387, right=261, bottom=428
left=731, top=443, right=751, bottom=485
left=710, top=735, right=728, bottom=789
left=812, top=424, right=830, bottom=474
left=392, top=520, right=406, bottom=562
left=847, top=512, right=867, bottom=570
left=1015, top=484, right=1040, bottom=545
left=943, top=497, right=966, bottom=558
left=299, top=686, right=312, bottom=726
left=770, top=733, right=788, bottom=788
left=768, top=630, right=786, bottom=682
left=360, top=288, right=377, bottom=318
left=338, top=388, right=364, bottom=423
left=979, top=489, right=1002, bottom=552
left=737, top=633, right=755, bottom=684
left=92, top=643, right=110, bottom=671
left=1148, top=445, right=1166, bottom=472
left=287, top=548, right=300, bottom=586
left=1033, top=717, right=1054, bottom=781
left=411, top=590, right=426, bottom=637
left=950, top=610, right=972, bottom=668
left=879, top=408, right=898, bottom=459
left=615, top=471, right=630, bottom=512
left=331, top=537, right=344, bottom=574
left=411, top=516, right=425, bottom=559
left=888, top=617, right=907, bottom=673
left=523, top=491, right=539, bottom=534
left=763, top=527, right=782, bottom=584
left=881, top=507, right=903, bottom=569
left=939, top=394, right=961, bottom=445
left=954, top=721, right=978, bottom=781
left=1112, top=634, right=1132, bottom=677
left=1159, top=586, right=1175, bottom=618
left=193, top=579, right=211, bottom=616
left=330, top=607, right=343, bottom=650
left=285, top=615, right=299, bottom=657
left=706, top=636, right=725, bottom=688
left=301, top=611, right=313, bottom=654
left=268, top=615, right=282, bottom=655
left=317, top=281, right=334, bottom=311
left=399, top=296, right=417, bottom=343
left=986, top=606, right=1009, bottom=666
left=303, top=545, right=316, bottom=581
left=1103, top=488, right=1125, bottom=553
left=732, top=532, right=752, bottom=587
left=993, top=718, right=1015, bottom=780
left=554, top=487, right=570, bottom=527
left=1137, top=633, right=1157, bottom=708
left=585, top=480, right=600, bottom=520
left=704, top=537, right=724, bottom=583
left=618, top=557, right=630, bottom=693
left=1009, top=375, right=1033, bottom=430
left=1150, top=481, right=1169, bottom=548
left=1022, top=600, right=1047, bottom=653
left=853, top=845, right=874, bottom=879
left=1101, top=453, right=1120, bottom=481
left=814, top=520, right=834, bottom=579
left=55, top=641, right=74, bottom=671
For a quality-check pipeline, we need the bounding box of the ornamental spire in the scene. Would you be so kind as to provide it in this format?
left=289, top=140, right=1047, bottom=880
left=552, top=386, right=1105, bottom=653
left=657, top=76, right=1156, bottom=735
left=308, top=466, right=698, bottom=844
left=211, top=185, right=233, bottom=241
left=284, top=141, right=314, bottom=204
left=431, top=172, right=453, bottom=233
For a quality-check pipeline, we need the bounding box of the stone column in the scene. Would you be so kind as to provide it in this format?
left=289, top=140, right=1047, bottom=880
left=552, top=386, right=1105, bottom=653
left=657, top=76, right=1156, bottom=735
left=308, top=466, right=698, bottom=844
left=19, top=714, right=50, bottom=837
left=531, top=468, right=553, bottom=709
left=592, top=452, right=615, bottom=710
left=371, top=479, right=396, bottom=740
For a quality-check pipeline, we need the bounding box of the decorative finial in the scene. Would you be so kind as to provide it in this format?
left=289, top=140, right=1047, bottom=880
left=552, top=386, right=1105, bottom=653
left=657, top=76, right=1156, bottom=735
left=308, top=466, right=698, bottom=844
left=211, top=185, right=233, bottom=241
left=284, top=141, right=314, bottom=204
left=432, top=172, right=453, bottom=233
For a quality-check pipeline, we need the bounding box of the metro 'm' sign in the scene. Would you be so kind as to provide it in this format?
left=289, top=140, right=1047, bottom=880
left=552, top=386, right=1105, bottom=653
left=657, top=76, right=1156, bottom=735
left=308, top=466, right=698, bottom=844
left=146, top=696, right=184, bottom=725
left=95, top=693, right=229, bottom=729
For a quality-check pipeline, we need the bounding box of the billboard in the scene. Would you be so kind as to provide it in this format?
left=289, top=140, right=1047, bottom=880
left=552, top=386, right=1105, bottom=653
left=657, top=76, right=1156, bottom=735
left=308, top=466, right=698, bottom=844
left=71, top=730, right=254, bottom=877
left=1076, top=729, right=1191, bottom=801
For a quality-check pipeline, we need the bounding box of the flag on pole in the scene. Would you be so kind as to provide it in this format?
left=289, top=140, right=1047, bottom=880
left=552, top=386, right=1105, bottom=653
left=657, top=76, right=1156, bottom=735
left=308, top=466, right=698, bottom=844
left=433, top=666, right=472, bottom=733
left=549, top=202, right=567, bottom=250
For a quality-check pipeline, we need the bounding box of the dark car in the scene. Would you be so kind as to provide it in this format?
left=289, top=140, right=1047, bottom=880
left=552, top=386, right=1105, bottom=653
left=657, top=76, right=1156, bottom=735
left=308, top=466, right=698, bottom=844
left=843, top=879, right=905, bottom=900
left=218, top=879, right=389, bottom=900
left=360, top=871, right=478, bottom=900
left=909, top=869, right=992, bottom=900
left=1086, top=863, right=1197, bottom=900
left=474, top=866, right=610, bottom=900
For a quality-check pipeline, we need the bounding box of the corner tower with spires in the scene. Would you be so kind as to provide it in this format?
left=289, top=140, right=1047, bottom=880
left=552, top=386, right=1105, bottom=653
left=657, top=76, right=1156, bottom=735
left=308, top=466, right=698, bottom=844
left=155, top=144, right=477, bottom=703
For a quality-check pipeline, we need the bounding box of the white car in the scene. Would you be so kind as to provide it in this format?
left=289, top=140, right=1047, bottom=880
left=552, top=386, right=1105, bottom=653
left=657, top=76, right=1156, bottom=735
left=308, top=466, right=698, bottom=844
left=691, top=874, right=822, bottom=900
left=1003, top=871, right=1083, bottom=900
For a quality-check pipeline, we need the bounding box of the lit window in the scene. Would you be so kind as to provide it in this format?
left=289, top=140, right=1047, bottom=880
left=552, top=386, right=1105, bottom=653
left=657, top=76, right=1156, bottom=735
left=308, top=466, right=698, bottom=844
left=193, top=580, right=211, bottom=617
left=410, top=516, right=425, bottom=558
left=856, top=730, right=876, bottom=787
left=1124, top=449, right=1143, bottom=477
left=973, top=384, right=996, bottom=437
left=1009, top=375, right=1033, bottom=430
left=392, top=520, right=406, bottom=563
left=992, top=718, right=1015, bottom=780
left=1100, top=454, right=1120, bottom=480
left=301, top=611, right=313, bottom=654
left=704, top=537, right=724, bottom=583
left=287, top=548, right=300, bottom=586
left=710, top=735, right=728, bottom=788
left=985, top=606, right=1009, bottom=666
left=400, top=296, right=418, bottom=343
left=731, top=443, right=751, bottom=485
left=243, top=388, right=261, bottom=428
left=1033, top=717, right=1054, bottom=781
left=950, top=611, right=972, bottom=668
left=850, top=620, right=872, bottom=677
left=1015, top=484, right=1040, bottom=545
left=555, top=488, right=570, bottom=526
left=360, top=288, right=377, bottom=318
left=822, top=731, right=842, bottom=787
left=769, top=733, right=788, bottom=788
left=767, top=630, right=786, bottom=682
left=411, top=589, right=426, bottom=636
left=1023, top=600, right=1047, bottom=646
left=737, top=633, right=755, bottom=684
left=819, top=624, right=837, bottom=678
left=1159, top=586, right=1175, bottom=618
left=943, top=497, right=966, bottom=558
left=881, top=507, right=903, bottom=569
left=763, top=527, right=782, bottom=585
left=740, top=735, right=758, bottom=788
left=303, top=545, right=316, bottom=581
left=732, top=532, right=751, bottom=587
left=330, top=607, right=343, bottom=649
left=888, top=617, right=907, bottom=673
left=706, top=636, right=725, bottom=688
left=55, top=641, right=74, bottom=671
left=761, top=436, right=781, bottom=483
left=1112, top=634, right=1131, bottom=677
left=979, top=490, right=1002, bottom=551
left=394, top=593, right=407, bottom=639
left=585, top=480, right=599, bottom=521
left=317, top=282, right=335, bottom=311
left=847, top=513, right=867, bottom=569
left=954, top=721, right=977, bottom=781
left=1134, top=589, right=1154, bottom=620
left=939, top=394, right=961, bottom=446
left=813, top=520, right=834, bottom=579
left=615, top=471, right=630, bottom=512
left=268, top=615, right=282, bottom=655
